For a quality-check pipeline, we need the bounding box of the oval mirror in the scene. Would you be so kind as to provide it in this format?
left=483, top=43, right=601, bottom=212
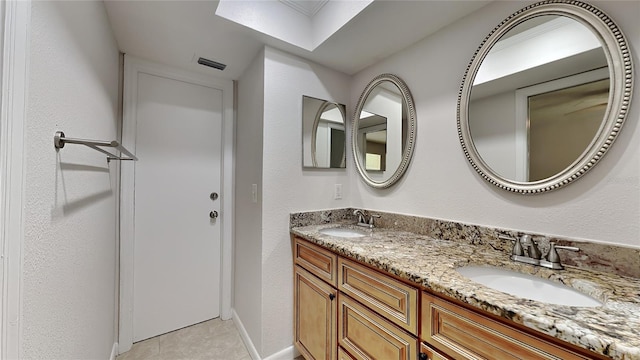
left=302, top=96, right=347, bottom=169
left=458, top=1, right=633, bottom=194
left=353, top=74, right=416, bottom=188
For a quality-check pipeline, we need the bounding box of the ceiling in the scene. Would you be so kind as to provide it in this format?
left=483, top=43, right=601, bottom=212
left=104, top=0, right=491, bottom=81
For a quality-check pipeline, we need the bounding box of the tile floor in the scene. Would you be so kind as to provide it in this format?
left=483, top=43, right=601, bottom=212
left=116, top=318, right=252, bottom=360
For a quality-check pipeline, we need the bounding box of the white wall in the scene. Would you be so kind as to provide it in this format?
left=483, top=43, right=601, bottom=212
left=260, top=46, right=351, bottom=357
left=234, top=48, right=265, bottom=354
left=22, top=1, right=120, bottom=358
left=350, top=0, right=640, bottom=248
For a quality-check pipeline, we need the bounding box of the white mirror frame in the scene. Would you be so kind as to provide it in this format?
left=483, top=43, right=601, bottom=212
left=352, top=74, right=417, bottom=189
left=458, top=0, right=633, bottom=194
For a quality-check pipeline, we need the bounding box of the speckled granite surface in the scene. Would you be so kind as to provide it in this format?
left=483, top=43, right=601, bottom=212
left=290, top=209, right=640, bottom=279
left=290, top=221, right=640, bottom=360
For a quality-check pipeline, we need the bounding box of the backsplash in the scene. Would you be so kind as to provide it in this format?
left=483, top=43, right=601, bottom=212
left=290, top=208, right=640, bottom=279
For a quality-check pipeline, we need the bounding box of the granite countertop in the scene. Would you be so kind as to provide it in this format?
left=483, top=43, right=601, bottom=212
left=291, top=223, right=640, bottom=360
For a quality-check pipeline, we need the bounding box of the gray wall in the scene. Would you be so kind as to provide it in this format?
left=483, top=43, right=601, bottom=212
left=234, top=48, right=265, bottom=354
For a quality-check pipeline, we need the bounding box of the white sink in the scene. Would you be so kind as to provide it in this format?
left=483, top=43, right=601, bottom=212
left=456, top=266, right=602, bottom=307
left=319, top=227, right=367, bottom=238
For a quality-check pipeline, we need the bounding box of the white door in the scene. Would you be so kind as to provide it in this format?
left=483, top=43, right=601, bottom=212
left=132, top=72, right=223, bottom=342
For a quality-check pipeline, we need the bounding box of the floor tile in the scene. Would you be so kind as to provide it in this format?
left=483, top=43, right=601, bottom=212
left=117, top=318, right=251, bottom=360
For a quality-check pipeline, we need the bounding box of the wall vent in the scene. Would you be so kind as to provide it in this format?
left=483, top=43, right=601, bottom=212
left=197, top=57, right=226, bottom=71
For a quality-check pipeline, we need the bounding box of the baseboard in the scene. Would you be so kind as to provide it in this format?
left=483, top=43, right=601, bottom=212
left=232, top=310, right=261, bottom=360
left=109, top=343, right=118, bottom=360
left=232, top=310, right=300, bottom=360
left=263, top=345, right=299, bottom=360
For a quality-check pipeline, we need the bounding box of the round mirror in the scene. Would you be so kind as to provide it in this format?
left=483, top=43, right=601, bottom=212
left=458, top=1, right=633, bottom=194
left=352, top=74, right=416, bottom=188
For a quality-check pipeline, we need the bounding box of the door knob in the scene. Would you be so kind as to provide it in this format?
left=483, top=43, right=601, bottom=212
left=209, top=211, right=218, bottom=219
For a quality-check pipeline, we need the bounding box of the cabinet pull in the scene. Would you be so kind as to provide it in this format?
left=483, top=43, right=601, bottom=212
left=329, top=293, right=336, bottom=301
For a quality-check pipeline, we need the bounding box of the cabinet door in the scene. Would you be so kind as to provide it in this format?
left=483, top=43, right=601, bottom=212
left=295, top=265, right=338, bottom=360
left=339, top=294, right=418, bottom=360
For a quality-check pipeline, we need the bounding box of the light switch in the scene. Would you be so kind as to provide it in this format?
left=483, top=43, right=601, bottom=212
left=334, top=184, right=342, bottom=200
left=251, top=184, right=258, bottom=203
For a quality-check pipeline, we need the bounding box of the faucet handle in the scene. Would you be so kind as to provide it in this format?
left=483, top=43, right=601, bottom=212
left=498, top=234, right=524, bottom=256
left=547, top=242, right=579, bottom=263
left=368, top=214, right=381, bottom=226
left=353, top=209, right=366, bottom=224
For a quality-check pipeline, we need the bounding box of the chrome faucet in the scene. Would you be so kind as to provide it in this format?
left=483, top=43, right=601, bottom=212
left=353, top=209, right=367, bottom=225
left=353, top=209, right=381, bottom=229
left=500, top=234, right=541, bottom=266
left=499, top=234, right=579, bottom=270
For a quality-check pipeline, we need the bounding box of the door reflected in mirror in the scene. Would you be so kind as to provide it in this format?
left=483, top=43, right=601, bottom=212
left=302, top=96, right=346, bottom=169
left=468, top=15, right=609, bottom=182
left=359, top=111, right=387, bottom=171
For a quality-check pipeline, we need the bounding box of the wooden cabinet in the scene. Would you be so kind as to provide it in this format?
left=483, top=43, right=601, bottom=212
left=338, top=258, right=418, bottom=335
left=420, top=343, right=450, bottom=360
left=294, top=237, right=338, bottom=287
left=294, top=265, right=337, bottom=360
left=421, top=293, right=591, bottom=360
left=338, top=347, right=357, bottom=360
left=338, top=294, right=418, bottom=360
left=293, top=236, right=418, bottom=360
left=294, top=235, right=597, bottom=360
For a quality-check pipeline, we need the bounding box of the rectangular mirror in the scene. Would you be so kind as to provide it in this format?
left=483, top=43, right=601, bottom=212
left=302, top=96, right=347, bottom=169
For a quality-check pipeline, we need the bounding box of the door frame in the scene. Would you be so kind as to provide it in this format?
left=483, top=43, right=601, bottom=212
left=0, top=1, right=30, bottom=359
left=118, top=55, right=234, bottom=353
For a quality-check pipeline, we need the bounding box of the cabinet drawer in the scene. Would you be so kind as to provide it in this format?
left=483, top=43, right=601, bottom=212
left=338, top=257, right=418, bottom=335
left=420, top=343, right=450, bottom=360
left=338, top=294, right=418, bottom=360
left=421, top=293, right=589, bottom=360
left=294, top=237, right=338, bottom=287
left=338, top=347, right=357, bottom=360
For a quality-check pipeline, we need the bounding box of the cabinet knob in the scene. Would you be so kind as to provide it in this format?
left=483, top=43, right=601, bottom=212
left=329, top=293, right=335, bottom=301
left=419, top=353, right=428, bottom=360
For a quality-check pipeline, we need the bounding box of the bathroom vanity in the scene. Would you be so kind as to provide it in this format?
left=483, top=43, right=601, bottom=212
left=290, top=220, right=640, bottom=360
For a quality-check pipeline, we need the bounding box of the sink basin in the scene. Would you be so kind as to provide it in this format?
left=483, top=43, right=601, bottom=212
left=319, top=227, right=367, bottom=238
left=456, top=266, right=602, bottom=307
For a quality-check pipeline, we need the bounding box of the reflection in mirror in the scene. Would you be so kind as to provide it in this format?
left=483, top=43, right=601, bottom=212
left=469, top=16, right=608, bottom=182
left=458, top=1, right=633, bottom=194
left=302, top=96, right=346, bottom=169
left=353, top=74, right=416, bottom=188
left=358, top=112, right=387, bottom=171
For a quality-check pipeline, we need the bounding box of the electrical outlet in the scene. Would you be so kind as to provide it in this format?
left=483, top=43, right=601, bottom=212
left=251, top=184, right=258, bottom=203
left=334, top=184, right=342, bottom=200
